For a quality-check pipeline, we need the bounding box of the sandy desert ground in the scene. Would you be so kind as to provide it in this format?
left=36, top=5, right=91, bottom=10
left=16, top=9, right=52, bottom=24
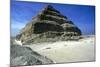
left=22, top=35, right=95, bottom=63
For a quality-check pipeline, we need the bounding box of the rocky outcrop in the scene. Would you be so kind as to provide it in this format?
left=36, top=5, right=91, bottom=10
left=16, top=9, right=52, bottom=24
left=10, top=45, right=53, bottom=66
left=16, top=5, right=82, bottom=45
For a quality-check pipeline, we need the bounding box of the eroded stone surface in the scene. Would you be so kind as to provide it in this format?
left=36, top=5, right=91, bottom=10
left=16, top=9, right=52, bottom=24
left=16, top=5, right=82, bottom=45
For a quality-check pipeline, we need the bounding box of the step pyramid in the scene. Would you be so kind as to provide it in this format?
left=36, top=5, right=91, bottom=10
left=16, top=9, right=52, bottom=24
left=16, top=5, right=82, bottom=45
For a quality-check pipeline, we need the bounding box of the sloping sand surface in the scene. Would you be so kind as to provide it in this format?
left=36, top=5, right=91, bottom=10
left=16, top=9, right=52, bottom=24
left=25, top=35, right=95, bottom=63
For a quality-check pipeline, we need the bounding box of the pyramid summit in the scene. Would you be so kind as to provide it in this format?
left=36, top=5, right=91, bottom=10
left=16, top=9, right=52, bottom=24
left=16, top=5, right=82, bottom=45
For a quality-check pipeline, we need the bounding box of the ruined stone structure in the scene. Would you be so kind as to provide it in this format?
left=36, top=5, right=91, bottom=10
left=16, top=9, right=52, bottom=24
left=16, top=5, right=81, bottom=45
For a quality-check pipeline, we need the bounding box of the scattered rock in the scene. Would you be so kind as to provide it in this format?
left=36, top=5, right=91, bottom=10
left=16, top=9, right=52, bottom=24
left=45, top=47, right=51, bottom=49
